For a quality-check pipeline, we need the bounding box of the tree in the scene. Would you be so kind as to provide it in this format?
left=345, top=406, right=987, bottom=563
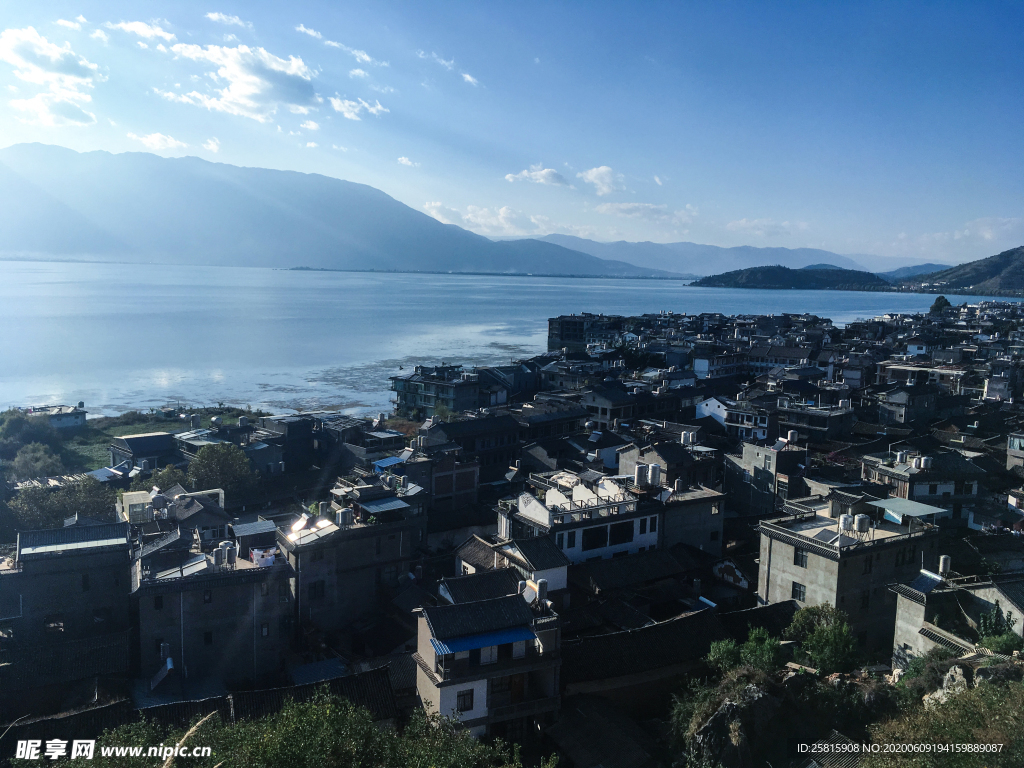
left=978, top=632, right=1024, bottom=655
left=784, top=603, right=848, bottom=642
left=10, top=442, right=64, bottom=480
left=706, top=638, right=741, bottom=674
left=979, top=601, right=1016, bottom=637
left=130, top=465, right=187, bottom=492
left=930, top=295, right=951, bottom=314
left=0, top=411, right=62, bottom=461
left=8, top=477, right=115, bottom=530
left=186, top=443, right=257, bottom=503
left=802, top=621, right=857, bottom=674
left=739, top=626, right=784, bottom=673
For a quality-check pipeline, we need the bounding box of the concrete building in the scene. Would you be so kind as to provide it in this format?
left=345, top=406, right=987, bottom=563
left=859, top=450, right=985, bottom=526
left=1007, top=432, right=1024, bottom=472
left=757, top=495, right=942, bottom=651
left=109, top=432, right=178, bottom=470
left=390, top=365, right=507, bottom=418
left=696, top=397, right=770, bottom=441
left=18, top=403, right=87, bottom=430
left=415, top=592, right=560, bottom=740
left=724, top=437, right=808, bottom=516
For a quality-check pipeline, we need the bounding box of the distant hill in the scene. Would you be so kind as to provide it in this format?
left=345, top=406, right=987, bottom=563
left=520, top=234, right=867, bottom=275
left=897, top=246, right=1024, bottom=295
left=0, top=143, right=679, bottom=278
left=692, top=265, right=892, bottom=291
left=800, top=263, right=844, bottom=270
left=876, top=263, right=952, bottom=281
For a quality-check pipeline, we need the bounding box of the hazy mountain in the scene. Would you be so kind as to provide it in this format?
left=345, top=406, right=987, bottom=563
left=897, top=246, right=1024, bottom=295
left=876, top=262, right=955, bottom=281
left=524, top=234, right=867, bottom=275
left=800, top=263, right=845, bottom=270
left=0, top=144, right=679, bottom=277
left=692, top=265, right=890, bottom=291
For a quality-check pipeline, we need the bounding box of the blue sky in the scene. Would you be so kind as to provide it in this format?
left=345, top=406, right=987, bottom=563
left=0, top=1, right=1021, bottom=266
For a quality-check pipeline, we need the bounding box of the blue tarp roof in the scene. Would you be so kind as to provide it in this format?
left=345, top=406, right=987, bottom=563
left=430, top=626, right=536, bottom=656
left=373, top=456, right=405, bottom=470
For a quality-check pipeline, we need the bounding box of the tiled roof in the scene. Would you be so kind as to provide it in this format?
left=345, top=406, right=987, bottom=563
left=112, top=433, right=175, bottom=453
left=230, top=519, right=278, bottom=537
left=422, top=594, right=534, bottom=641
left=18, top=522, right=130, bottom=559
left=505, top=536, right=571, bottom=572
left=441, top=568, right=521, bottom=604
left=571, top=549, right=685, bottom=594
left=560, top=609, right=729, bottom=683
left=456, top=535, right=496, bottom=572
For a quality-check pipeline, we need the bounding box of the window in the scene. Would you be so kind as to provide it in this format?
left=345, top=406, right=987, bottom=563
left=456, top=689, right=474, bottom=712
left=609, top=520, right=635, bottom=546
left=204, top=590, right=212, bottom=604
left=649, top=516, right=657, bottom=533
left=791, top=582, right=806, bottom=602
left=154, top=595, right=164, bottom=610
left=556, top=532, right=564, bottom=549
left=863, top=556, right=873, bottom=575
left=512, top=640, right=526, bottom=659
left=794, top=548, right=808, bottom=568
left=567, top=531, right=576, bottom=549
left=204, top=631, right=213, bottom=646
left=308, top=580, right=326, bottom=600
left=640, top=518, right=648, bottom=535
left=929, top=484, right=938, bottom=495
left=279, top=582, right=290, bottom=602
left=261, top=623, right=269, bottom=638
left=81, top=574, right=90, bottom=592
left=311, top=550, right=324, bottom=562
left=582, top=525, right=608, bottom=552
left=480, top=645, right=497, bottom=664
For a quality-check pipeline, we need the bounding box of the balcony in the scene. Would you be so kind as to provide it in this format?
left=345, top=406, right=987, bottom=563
left=487, top=695, right=559, bottom=723
left=434, top=646, right=559, bottom=682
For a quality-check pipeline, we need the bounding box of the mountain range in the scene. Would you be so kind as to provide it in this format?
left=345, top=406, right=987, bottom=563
left=898, top=247, right=1024, bottom=295
left=0, top=143, right=673, bottom=278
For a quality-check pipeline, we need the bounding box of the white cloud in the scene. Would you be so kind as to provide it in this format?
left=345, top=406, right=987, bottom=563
left=167, top=43, right=317, bottom=122
left=596, top=202, right=696, bottom=225
left=505, top=164, right=568, bottom=186
left=328, top=95, right=388, bottom=120
left=56, top=19, right=81, bottom=30
left=206, top=12, right=251, bottom=29
left=370, top=84, right=395, bottom=93
left=105, top=21, right=176, bottom=41
left=349, top=68, right=367, bottom=78
left=398, top=156, right=419, bottom=167
left=157, top=43, right=167, bottom=52
left=332, top=144, right=347, bottom=151
left=576, top=166, right=623, bottom=196
left=90, top=29, right=108, bottom=43
left=726, top=218, right=808, bottom=237
left=300, top=119, right=319, bottom=130
left=424, top=202, right=533, bottom=236
left=417, top=50, right=454, bottom=70
left=77, top=16, right=87, bottom=23
left=325, top=40, right=387, bottom=66
left=306, top=141, right=317, bottom=147
left=202, top=136, right=220, bottom=152
left=295, top=24, right=321, bottom=39
left=0, top=26, right=99, bottom=125
left=137, top=41, right=149, bottom=49
left=127, top=131, right=188, bottom=150
left=462, top=73, right=478, bottom=85
left=654, top=175, right=662, bottom=186
left=222, top=34, right=238, bottom=43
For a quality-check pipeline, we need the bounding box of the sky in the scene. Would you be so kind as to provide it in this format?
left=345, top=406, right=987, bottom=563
left=0, top=1, right=1022, bottom=267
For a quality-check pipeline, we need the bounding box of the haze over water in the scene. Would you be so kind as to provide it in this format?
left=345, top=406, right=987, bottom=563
left=0, top=260, right=1014, bottom=416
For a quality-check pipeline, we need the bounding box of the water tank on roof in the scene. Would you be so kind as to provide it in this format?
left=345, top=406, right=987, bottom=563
left=648, top=463, right=662, bottom=487
left=939, top=555, right=952, bottom=575
left=585, top=421, right=597, bottom=431
left=839, top=514, right=854, bottom=531
left=855, top=514, right=870, bottom=533
left=913, top=457, right=923, bottom=469
left=78, top=401, right=85, bottom=409
left=211, top=416, right=222, bottom=427
left=212, top=548, right=224, bottom=567
left=190, top=414, right=201, bottom=428
left=922, top=456, right=933, bottom=470
left=634, top=463, right=649, bottom=487
left=537, top=579, right=548, bottom=602
left=319, top=501, right=331, bottom=517
left=238, top=416, right=249, bottom=427
left=787, top=430, right=799, bottom=443
left=151, top=494, right=168, bottom=510
left=225, top=545, right=236, bottom=566
left=897, top=451, right=909, bottom=465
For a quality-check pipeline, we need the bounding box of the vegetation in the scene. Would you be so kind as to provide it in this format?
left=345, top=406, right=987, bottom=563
left=129, top=464, right=187, bottom=492
left=930, top=294, right=952, bottom=313
left=705, top=627, right=783, bottom=675
left=11, top=442, right=65, bottom=480
left=8, top=477, right=116, bottom=530
left=784, top=604, right=857, bottom=674
left=186, top=443, right=258, bottom=503
left=899, top=245, right=1024, bottom=296
left=692, top=265, right=891, bottom=291
left=64, top=693, right=556, bottom=768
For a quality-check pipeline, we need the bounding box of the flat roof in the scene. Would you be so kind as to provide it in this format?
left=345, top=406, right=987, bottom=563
left=866, top=497, right=946, bottom=518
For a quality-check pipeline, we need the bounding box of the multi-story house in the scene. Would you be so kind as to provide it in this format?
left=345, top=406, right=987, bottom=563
left=860, top=450, right=985, bottom=526
left=757, top=494, right=942, bottom=651
left=695, top=397, right=771, bottom=441
left=390, top=365, right=508, bottom=418
left=414, top=591, right=560, bottom=740
left=724, top=438, right=808, bottom=516
left=419, top=415, right=521, bottom=483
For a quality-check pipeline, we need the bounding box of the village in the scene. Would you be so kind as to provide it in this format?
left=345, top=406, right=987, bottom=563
left=5, top=297, right=1024, bottom=766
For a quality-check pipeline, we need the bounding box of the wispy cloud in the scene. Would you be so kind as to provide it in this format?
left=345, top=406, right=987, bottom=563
left=295, top=24, right=321, bottom=39
left=90, top=29, right=108, bottom=43
left=305, top=141, right=317, bottom=147
left=596, top=202, right=696, bottom=224
left=505, top=164, right=569, bottom=186
left=398, top=156, right=419, bottom=167
left=462, top=73, right=478, bottom=85
left=576, top=166, right=623, bottom=196
left=206, top=12, right=251, bottom=29
left=726, top=217, right=808, bottom=237
left=0, top=26, right=100, bottom=125
left=328, top=95, right=388, bottom=120
left=105, top=21, right=176, bottom=41
left=202, top=137, right=220, bottom=152
left=325, top=40, right=387, bottom=66
left=349, top=68, right=367, bottom=78
left=424, top=202, right=533, bottom=236
left=300, top=119, right=319, bottom=130
left=55, top=19, right=81, bottom=30
left=654, top=175, right=662, bottom=186
left=417, top=50, right=454, bottom=70
left=165, top=43, right=317, bottom=122
left=127, top=131, right=187, bottom=150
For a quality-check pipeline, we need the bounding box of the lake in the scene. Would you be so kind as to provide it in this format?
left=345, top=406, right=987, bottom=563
left=0, top=260, right=1015, bottom=416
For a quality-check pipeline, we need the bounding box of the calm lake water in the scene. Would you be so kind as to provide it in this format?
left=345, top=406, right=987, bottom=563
left=0, top=260, right=1016, bottom=416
